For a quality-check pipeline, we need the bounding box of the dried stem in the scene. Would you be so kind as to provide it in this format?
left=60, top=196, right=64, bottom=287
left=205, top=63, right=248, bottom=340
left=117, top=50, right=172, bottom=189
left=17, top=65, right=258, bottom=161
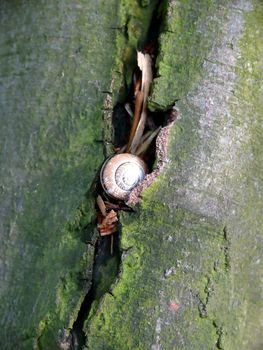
left=135, top=126, right=161, bottom=156
left=128, top=52, right=153, bottom=154
left=96, top=195, right=107, bottom=217
left=126, top=90, right=144, bottom=152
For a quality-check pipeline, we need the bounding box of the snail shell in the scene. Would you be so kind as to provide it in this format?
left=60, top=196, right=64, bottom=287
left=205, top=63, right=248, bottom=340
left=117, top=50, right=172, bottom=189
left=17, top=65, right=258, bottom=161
left=100, top=153, right=148, bottom=200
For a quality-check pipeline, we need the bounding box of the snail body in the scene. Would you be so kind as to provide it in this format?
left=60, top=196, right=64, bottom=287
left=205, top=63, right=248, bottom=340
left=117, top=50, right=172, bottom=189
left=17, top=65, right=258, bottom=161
left=100, top=153, right=147, bottom=200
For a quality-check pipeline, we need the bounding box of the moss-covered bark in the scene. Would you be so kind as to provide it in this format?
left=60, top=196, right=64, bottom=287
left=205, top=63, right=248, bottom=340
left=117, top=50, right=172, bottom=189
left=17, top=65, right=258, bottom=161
left=1, top=0, right=262, bottom=349
left=86, top=1, right=263, bottom=349
left=0, top=1, right=119, bottom=348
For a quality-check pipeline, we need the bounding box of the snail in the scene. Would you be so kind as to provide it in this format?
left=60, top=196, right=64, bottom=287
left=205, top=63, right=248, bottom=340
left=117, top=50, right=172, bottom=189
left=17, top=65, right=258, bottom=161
left=100, top=153, right=148, bottom=200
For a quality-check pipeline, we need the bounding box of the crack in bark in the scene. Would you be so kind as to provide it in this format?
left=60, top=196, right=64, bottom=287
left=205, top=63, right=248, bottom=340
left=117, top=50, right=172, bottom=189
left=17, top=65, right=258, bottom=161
left=197, top=225, right=230, bottom=348
left=68, top=1, right=169, bottom=349
left=69, top=233, right=121, bottom=349
left=223, top=226, right=231, bottom=272
left=213, top=321, right=225, bottom=350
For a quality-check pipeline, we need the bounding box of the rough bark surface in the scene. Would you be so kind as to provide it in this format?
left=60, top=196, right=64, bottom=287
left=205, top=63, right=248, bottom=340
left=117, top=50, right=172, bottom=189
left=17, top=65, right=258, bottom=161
left=0, top=0, right=119, bottom=348
left=1, top=0, right=262, bottom=349
left=86, top=1, right=263, bottom=349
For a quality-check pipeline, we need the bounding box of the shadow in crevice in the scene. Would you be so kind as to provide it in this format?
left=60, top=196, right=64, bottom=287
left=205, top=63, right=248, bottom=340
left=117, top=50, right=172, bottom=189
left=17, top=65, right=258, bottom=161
left=69, top=1, right=170, bottom=348
left=70, top=232, right=121, bottom=349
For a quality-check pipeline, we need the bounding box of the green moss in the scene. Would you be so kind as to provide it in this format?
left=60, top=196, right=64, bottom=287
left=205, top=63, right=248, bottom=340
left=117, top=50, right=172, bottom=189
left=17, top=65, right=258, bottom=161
left=149, top=0, right=227, bottom=109
left=111, top=0, right=160, bottom=104
left=0, top=0, right=119, bottom=348
left=221, top=1, right=263, bottom=348
left=87, top=206, right=227, bottom=349
left=86, top=1, right=263, bottom=349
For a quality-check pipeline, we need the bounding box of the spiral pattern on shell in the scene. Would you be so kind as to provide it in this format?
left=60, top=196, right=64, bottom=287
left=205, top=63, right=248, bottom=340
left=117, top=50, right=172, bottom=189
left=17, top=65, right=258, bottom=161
left=100, top=153, right=148, bottom=200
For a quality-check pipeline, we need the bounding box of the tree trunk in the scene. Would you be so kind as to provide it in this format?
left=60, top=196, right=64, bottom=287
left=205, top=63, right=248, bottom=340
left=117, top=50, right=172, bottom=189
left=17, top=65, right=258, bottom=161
left=86, top=1, right=263, bottom=349
left=0, top=0, right=118, bottom=348
left=0, top=0, right=262, bottom=349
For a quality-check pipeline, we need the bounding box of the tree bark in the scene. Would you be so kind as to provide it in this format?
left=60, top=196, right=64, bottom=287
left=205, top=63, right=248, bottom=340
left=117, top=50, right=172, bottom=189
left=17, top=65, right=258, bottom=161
left=0, top=0, right=262, bottom=349
left=86, top=1, right=263, bottom=349
left=0, top=0, right=118, bottom=348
